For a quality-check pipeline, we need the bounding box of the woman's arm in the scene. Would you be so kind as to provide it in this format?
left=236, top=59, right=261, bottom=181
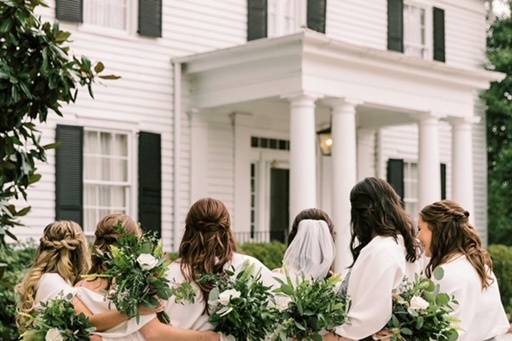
left=73, top=296, right=130, bottom=332
left=140, top=319, right=219, bottom=341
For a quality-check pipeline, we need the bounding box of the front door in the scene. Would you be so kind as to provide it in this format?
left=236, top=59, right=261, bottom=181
left=269, top=167, right=289, bottom=243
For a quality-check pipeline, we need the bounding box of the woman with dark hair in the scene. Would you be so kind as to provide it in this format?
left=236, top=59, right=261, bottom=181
left=163, top=198, right=276, bottom=331
left=326, top=177, right=420, bottom=341
left=418, top=200, right=510, bottom=340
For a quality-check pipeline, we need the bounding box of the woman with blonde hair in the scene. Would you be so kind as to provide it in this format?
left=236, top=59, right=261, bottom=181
left=164, top=198, right=277, bottom=331
left=418, top=200, right=510, bottom=340
left=16, top=220, right=91, bottom=331
left=74, top=213, right=219, bottom=341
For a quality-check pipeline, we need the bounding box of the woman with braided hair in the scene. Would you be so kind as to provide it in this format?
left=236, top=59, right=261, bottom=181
left=418, top=200, right=510, bottom=341
left=163, top=197, right=277, bottom=331
left=74, top=213, right=219, bottom=341
left=16, top=220, right=91, bottom=331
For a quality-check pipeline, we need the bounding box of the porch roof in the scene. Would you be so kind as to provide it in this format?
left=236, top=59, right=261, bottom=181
left=174, top=29, right=503, bottom=118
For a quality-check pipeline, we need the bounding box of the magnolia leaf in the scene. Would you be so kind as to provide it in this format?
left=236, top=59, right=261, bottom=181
left=94, top=62, right=105, bottom=73
left=433, top=267, right=445, bottom=281
left=98, top=74, right=121, bottom=80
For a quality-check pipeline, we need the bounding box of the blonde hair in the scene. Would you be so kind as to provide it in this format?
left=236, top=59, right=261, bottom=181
left=16, top=220, right=90, bottom=330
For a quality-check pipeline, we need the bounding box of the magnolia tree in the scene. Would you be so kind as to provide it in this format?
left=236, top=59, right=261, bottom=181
left=0, top=0, right=117, bottom=247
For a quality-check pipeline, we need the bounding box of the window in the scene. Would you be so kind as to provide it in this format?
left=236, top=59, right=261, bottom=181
left=403, top=161, right=418, bottom=216
left=83, top=0, right=131, bottom=31
left=403, top=2, right=430, bottom=59
left=83, top=130, right=131, bottom=233
left=268, top=0, right=300, bottom=37
left=250, top=163, right=257, bottom=238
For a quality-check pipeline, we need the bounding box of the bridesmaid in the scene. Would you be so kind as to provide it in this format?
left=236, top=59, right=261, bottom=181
left=418, top=200, right=510, bottom=340
left=164, top=197, right=277, bottom=331
left=325, top=177, right=421, bottom=341
left=73, top=213, right=219, bottom=341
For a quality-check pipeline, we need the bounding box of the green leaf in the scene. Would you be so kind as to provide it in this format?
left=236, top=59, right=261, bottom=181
left=433, top=267, right=445, bottom=281
left=98, top=74, right=121, bottom=80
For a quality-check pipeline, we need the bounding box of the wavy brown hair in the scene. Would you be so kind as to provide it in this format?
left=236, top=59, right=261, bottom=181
left=349, top=177, right=419, bottom=267
left=89, top=213, right=142, bottom=277
left=288, top=208, right=335, bottom=245
left=420, top=200, right=493, bottom=289
left=178, top=198, right=237, bottom=311
left=16, top=221, right=90, bottom=330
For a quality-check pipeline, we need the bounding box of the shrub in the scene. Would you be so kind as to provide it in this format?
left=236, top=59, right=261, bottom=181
left=239, top=242, right=287, bottom=270
left=0, top=244, right=37, bottom=340
left=489, top=244, right=512, bottom=317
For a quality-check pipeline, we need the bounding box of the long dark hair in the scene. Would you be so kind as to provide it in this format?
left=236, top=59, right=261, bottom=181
left=420, top=200, right=493, bottom=289
left=288, top=208, right=335, bottom=245
left=179, top=198, right=237, bottom=311
left=349, top=177, right=418, bottom=266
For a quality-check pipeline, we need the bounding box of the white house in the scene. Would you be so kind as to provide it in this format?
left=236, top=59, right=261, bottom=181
left=18, top=0, right=502, bottom=271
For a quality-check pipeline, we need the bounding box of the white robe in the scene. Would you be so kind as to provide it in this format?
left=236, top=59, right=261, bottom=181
left=74, top=286, right=156, bottom=340
left=34, top=273, right=75, bottom=305
left=334, top=235, right=417, bottom=340
left=164, top=252, right=278, bottom=331
left=434, top=255, right=510, bottom=341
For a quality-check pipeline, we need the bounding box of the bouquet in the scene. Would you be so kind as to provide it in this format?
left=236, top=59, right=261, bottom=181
left=93, top=225, right=173, bottom=323
left=20, top=293, right=95, bottom=341
left=384, top=269, right=459, bottom=341
left=200, top=262, right=278, bottom=340
left=272, top=273, right=350, bottom=341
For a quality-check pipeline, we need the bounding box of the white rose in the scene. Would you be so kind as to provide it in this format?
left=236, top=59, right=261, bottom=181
left=274, top=295, right=292, bottom=312
left=409, top=296, right=429, bottom=311
left=45, top=328, right=64, bottom=341
left=218, top=289, right=241, bottom=306
left=137, top=253, right=159, bottom=271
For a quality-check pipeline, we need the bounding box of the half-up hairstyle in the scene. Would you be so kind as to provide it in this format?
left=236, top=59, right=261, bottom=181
left=89, top=213, right=142, bottom=276
left=420, top=200, right=493, bottom=289
left=16, top=220, right=90, bottom=330
left=179, top=198, right=237, bottom=311
left=349, top=177, right=419, bottom=267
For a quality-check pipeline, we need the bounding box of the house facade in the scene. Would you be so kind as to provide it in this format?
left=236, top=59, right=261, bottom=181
left=18, top=0, right=501, bottom=271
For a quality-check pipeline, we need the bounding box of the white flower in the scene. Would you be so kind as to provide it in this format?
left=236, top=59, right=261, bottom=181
left=218, top=289, right=241, bottom=306
left=137, top=253, right=159, bottom=271
left=274, top=295, right=292, bottom=312
left=220, top=334, right=236, bottom=341
left=45, top=328, right=64, bottom=341
left=409, top=296, right=430, bottom=311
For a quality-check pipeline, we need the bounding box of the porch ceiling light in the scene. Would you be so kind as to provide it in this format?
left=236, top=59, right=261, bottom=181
left=317, top=127, right=332, bottom=156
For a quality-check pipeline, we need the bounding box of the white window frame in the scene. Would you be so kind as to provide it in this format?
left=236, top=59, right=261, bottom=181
left=81, top=0, right=138, bottom=37
left=403, top=0, right=433, bottom=60
left=83, top=127, right=134, bottom=233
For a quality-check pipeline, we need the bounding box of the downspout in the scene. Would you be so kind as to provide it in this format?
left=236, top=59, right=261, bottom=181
left=172, top=61, right=182, bottom=252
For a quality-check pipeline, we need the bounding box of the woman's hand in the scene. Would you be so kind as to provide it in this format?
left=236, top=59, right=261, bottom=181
left=138, top=301, right=166, bottom=315
left=203, top=331, right=220, bottom=341
left=372, top=329, right=394, bottom=340
left=90, top=335, right=103, bottom=341
left=322, top=333, right=353, bottom=341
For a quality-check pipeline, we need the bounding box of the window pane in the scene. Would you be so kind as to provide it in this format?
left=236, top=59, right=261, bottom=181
left=84, top=131, right=99, bottom=154
left=85, top=156, right=100, bottom=180
left=84, top=0, right=128, bottom=31
left=100, top=132, right=113, bottom=156
left=99, top=185, right=112, bottom=206
left=114, top=134, right=128, bottom=157
left=111, top=159, right=128, bottom=182
left=110, top=186, right=126, bottom=207
left=84, top=208, right=97, bottom=233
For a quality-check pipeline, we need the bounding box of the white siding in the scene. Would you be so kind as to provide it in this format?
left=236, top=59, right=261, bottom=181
left=473, top=97, right=488, bottom=243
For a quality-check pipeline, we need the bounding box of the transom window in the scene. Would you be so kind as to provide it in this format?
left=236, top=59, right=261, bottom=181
left=83, top=0, right=131, bottom=31
left=403, top=2, right=430, bottom=59
left=83, top=130, right=131, bottom=232
left=403, top=161, right=419, bottom=217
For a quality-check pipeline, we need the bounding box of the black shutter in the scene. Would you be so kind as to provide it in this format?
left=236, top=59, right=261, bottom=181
left=307, top=0, right=327, bottom=34
left=387, top=159, right=405, bottom=201
left=433, top=7, right=446, bottom=62
left=387, top=0, right=404, bottom=52
left=138, top=132, right=162, bottom=237
left=55, top=125, right=83, bottom=226
left=247, top=0, right=267, bottom=41
left=55, top=0, right=83, bottom=22
left=440, top=163, right=447, bottom=200
left=138, top=0, right=162, bottom=38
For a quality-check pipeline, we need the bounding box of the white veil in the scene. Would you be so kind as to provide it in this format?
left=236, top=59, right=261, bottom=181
left=282, top=219, right=335, bottom=280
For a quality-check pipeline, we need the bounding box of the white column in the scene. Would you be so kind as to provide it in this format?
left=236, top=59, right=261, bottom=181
left=287, top=93, right=318, bottom=220
left=450, top=117, right=475, bottom=218
left=418, top=114, right=441, bottom=209
left=325, top=98, right=358, bottom=275
left=357, top=128, right=375, bottom=181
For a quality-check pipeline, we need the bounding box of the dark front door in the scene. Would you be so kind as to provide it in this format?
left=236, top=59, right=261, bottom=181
left=270, top=168, right=289, bottom=243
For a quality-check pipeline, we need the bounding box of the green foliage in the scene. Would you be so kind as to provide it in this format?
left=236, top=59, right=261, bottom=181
left=20, top=294, right=95, bottom=341
left=386, top=275, right=459, bottom=341
left=238, top=242, right=286, bottom=270
left=272, top=274, right=350, bottom=341
left=483, top=4, right=512, bottom=245
left=0, top=244, right=36, bottom=341
left=489, top=244, right=512, bottom=316
left=201, top=262, right=278, bottom=340
left=0, top=0, right=117, bottom=244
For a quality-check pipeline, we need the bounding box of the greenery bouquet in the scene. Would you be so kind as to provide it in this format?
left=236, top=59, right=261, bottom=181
left=200, top=262, right=278, bottom=340
left=272, top=273, right=350, bottom=341
left=384, top=270, right=459, bottom=341
left=20, top=294, right=95, bottom=341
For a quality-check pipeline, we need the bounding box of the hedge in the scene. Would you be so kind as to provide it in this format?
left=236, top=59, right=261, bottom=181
left=489, top=244, right=512, bottom=317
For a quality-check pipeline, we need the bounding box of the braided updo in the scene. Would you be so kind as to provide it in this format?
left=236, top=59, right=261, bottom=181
left=16, top=220, right=90, bottom=330
left=420, top=200, right=493, bottom=289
